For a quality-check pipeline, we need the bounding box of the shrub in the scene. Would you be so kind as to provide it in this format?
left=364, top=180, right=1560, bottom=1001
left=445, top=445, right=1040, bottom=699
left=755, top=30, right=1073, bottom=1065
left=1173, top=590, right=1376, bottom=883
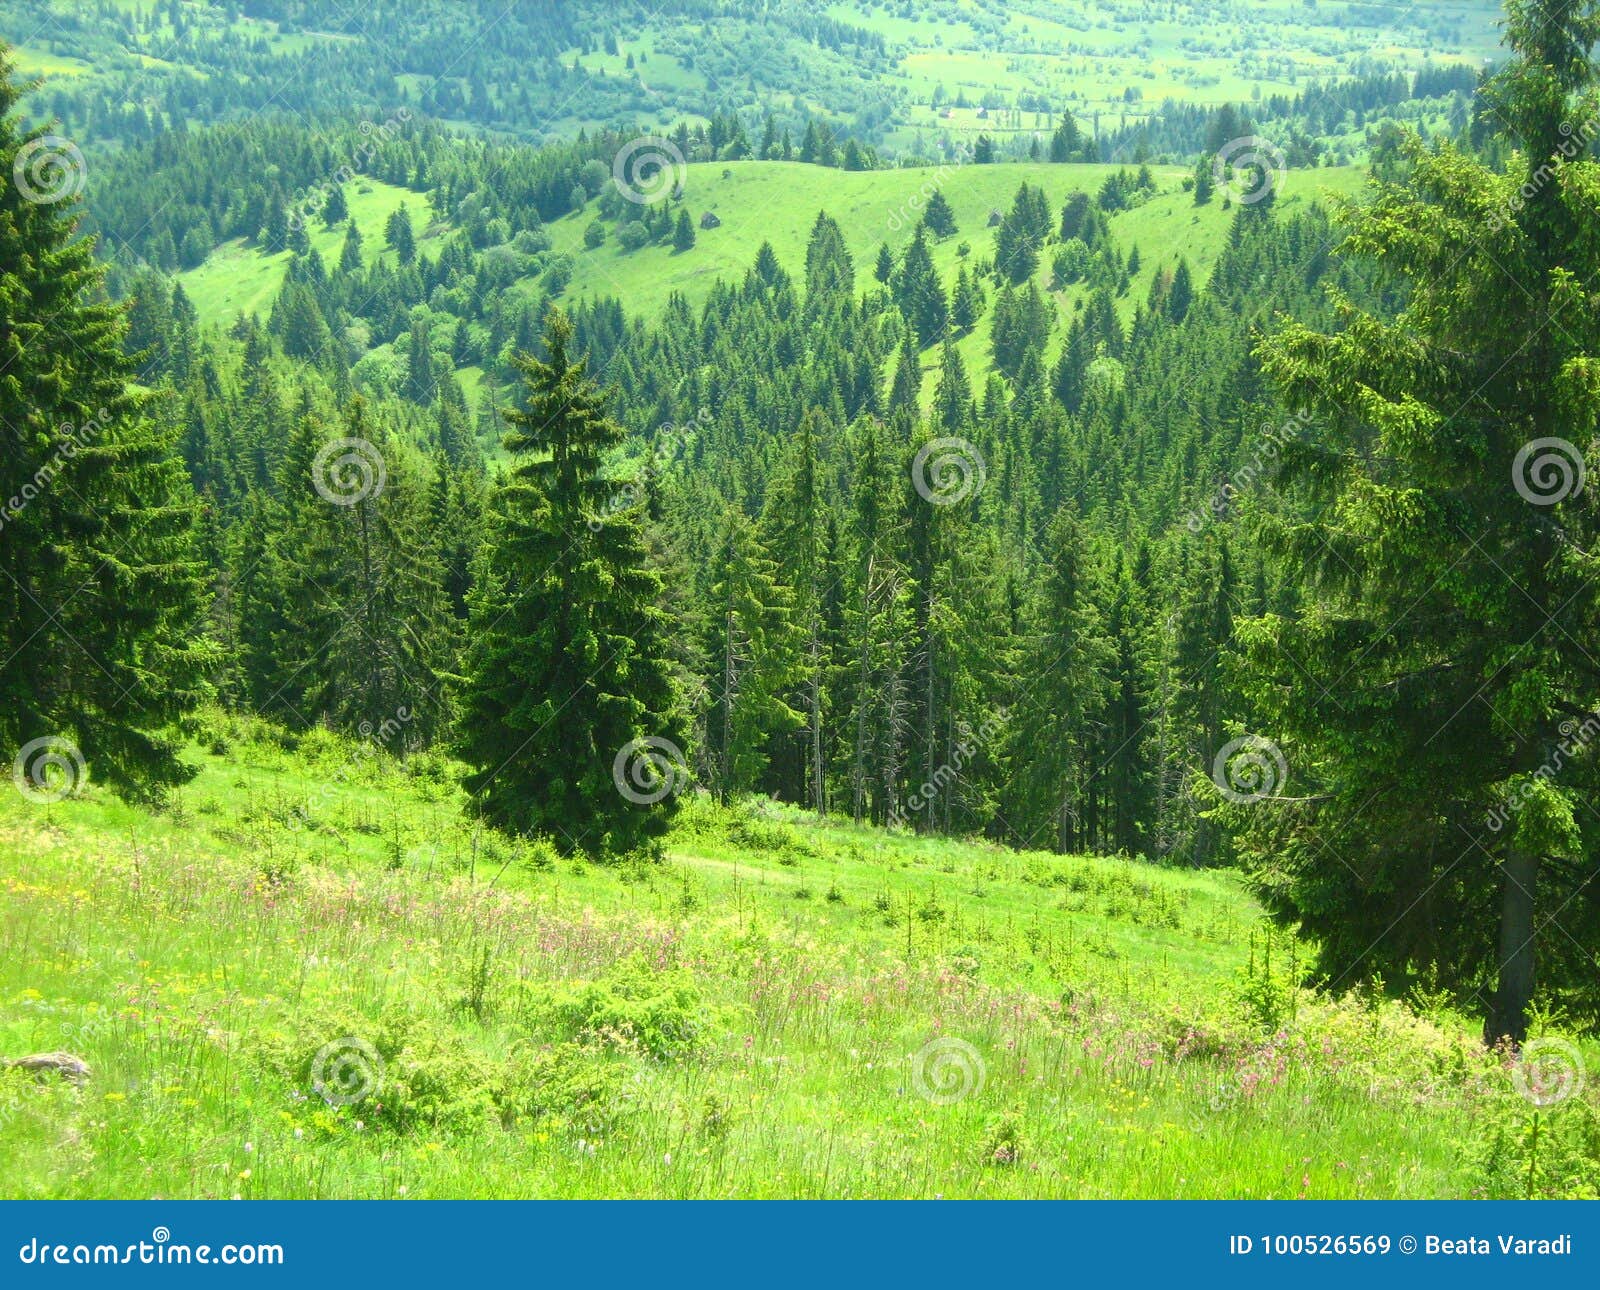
left=256, top=1007, right=502, bottom=1135
left=518, top=954, right=710, bottom=1061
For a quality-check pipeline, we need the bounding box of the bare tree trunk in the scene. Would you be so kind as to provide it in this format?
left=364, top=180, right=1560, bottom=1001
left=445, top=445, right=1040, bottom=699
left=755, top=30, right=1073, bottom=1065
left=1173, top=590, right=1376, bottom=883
left=1485, top=846, right=1539, bottom=1045
left=851, top=555, right=875, bottom=823
left=809, top=628, right=825, bottom=817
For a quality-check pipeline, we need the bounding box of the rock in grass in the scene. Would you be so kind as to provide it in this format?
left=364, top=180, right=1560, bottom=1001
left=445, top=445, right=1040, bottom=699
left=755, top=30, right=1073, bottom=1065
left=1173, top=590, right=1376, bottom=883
left=5, top=1053, right=91, bottom=1084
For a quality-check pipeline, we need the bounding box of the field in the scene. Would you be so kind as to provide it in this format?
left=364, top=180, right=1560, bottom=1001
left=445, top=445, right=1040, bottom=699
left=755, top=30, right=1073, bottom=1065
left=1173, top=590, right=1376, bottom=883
left=0, top=713, right=1587, bottom=1200
left=5, top=0, right=1505, bottom=157
left=174, top=157, right=1371, bottom=408
left=544, top=158, right=1369, bottom=397
left=178, top=178, right=448, bottom=324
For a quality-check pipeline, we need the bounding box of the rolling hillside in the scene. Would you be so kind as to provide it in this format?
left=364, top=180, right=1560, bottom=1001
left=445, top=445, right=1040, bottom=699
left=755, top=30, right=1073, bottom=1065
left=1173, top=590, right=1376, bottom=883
left=172, top=157, right=1372, bottom=406
left=0, top=712, right=1551, bottom=1199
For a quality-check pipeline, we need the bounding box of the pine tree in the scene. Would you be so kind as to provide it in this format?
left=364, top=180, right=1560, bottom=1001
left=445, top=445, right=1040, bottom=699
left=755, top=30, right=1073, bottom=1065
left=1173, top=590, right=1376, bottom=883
left=1166, top=260, right=1193, bottom=322
left=874, top=242, right=894, bottom=285
left=386, top=203, right=416, bottom=263
left=893, top=224, right=947, bottom=346
left=845, top=416, right=913, bottom=823
left=673, top=206, right=696, bottom=252
left=760, top=411, right=832, bottom=812
left=458, top=311, right=683, bottom=856
left=951, top=265, right=979, bottom=333
left=699, top=506, right=800, bottom=799
left=932, top=339, right=973, bottom=434
left=339, top=219, right=363, bottom=272
left=322, top=183, right=348, bottom=227
left=1241, top=0, right=1600, bottom=1043
left=922, top=189, right=958, bottom=239
left=994, top=182, right=1051, bottom=283
left=0, top=52, right=212, bottom=799
left=1000, top=514, right=1112, bottom=852
left=889, top=334, right=922, bottom=415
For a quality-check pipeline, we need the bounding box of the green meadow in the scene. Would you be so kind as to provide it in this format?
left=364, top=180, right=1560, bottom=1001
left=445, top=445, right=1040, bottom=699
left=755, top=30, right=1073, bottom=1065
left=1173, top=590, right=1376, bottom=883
left=0, top=714, right=1589, bottom=1199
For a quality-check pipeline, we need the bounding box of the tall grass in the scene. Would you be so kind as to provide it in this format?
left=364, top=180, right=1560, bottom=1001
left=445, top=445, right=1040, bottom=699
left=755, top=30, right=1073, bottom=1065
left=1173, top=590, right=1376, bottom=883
left=1, top=713, right=1593, bottom=1198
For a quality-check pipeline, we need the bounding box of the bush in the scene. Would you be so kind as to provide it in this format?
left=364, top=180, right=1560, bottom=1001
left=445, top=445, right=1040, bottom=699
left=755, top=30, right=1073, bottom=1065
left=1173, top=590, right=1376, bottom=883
left=500, top=1041, right=627, bottom=1136
left=256, top=1007, right=501, bottom=1135
left=517, top=954, right=710, bottom=1061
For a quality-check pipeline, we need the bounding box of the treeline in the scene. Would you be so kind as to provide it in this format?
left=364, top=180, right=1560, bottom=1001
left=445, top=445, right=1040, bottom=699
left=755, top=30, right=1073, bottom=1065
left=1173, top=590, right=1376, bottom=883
left=109, top=143, right=1359, bottom=866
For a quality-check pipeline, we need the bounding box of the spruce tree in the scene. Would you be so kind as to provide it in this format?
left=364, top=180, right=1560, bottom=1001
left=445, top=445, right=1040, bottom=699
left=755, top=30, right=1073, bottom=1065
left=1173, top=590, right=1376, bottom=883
left=0, top=50, right=211, bottom=799
left=922, top=189, right=958, bottom=239
left=457, top=311, right=683, bottom=856
left=673, top=206, right=696, bottom=252
left=1240, top=0, right=1600, bottom=1042
left=699, top=506, right=800, bottom=799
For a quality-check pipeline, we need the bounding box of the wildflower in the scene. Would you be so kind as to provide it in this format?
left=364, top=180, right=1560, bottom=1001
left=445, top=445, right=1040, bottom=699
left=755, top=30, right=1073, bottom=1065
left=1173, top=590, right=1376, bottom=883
left=243, top=1142, right=254, bottom=1153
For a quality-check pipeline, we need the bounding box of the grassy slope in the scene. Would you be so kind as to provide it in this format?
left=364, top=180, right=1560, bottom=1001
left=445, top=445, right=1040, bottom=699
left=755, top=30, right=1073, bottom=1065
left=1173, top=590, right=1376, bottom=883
left=172, top=158, right=1368, bottom=410
left=548, top=160, right=1369, bottom=317
left=546, top=159, right=1369, bottom=398
left=0, top=715, right=1536, bottom=1200
left=180, top=178, right=445, bottom=325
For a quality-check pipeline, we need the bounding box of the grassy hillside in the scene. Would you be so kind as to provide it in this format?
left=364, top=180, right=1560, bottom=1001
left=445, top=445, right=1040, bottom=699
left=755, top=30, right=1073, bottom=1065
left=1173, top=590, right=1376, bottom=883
left=179, top=178, right=448, bottom=324
left=544, top=159, right=1368, bottom=320
left=173, top=158, right=1370, bottom=411
left=0, top=713, right=1582, bottom=1199
left=12, top=0, right=1503, bottom=150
